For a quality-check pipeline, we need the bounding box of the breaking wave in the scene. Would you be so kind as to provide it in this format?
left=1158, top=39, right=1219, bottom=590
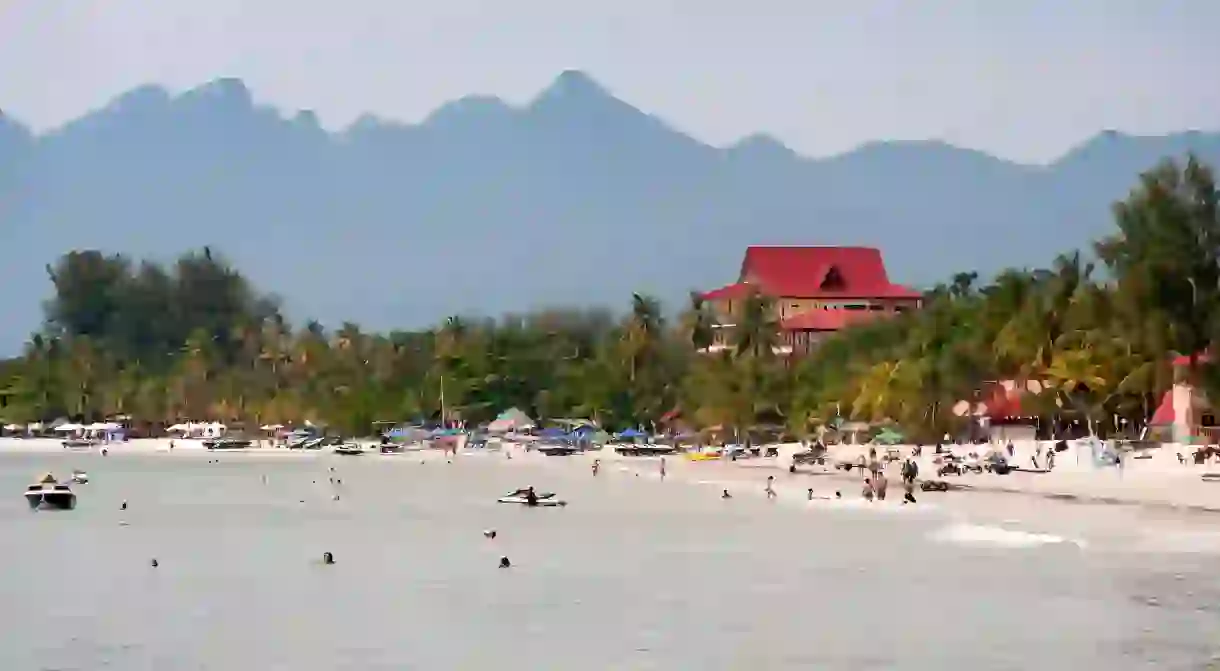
left=931, top=523, right=1087, bottom=549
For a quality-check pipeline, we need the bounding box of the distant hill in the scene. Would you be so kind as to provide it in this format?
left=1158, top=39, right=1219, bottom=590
left=3, top=69, right=1220, bottom=353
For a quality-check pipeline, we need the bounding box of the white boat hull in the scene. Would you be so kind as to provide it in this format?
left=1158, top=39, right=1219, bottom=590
left=25, top=488, right=76, bottom=510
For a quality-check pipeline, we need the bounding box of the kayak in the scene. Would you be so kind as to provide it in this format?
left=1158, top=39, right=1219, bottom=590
left=497, top=492, right=567, bottom=507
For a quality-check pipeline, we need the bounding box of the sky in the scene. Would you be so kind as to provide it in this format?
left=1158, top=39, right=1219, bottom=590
left=1, top=0, right=1218, bottom=163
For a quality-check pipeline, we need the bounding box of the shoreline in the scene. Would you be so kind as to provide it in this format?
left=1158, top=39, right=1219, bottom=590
left=4, top=436, right=1219, bottom=514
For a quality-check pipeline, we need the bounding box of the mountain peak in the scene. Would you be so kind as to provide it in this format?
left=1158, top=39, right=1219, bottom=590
left=727, top=133, right=798, bottom=160
left=531, top=70, right=614, bottom=107
left=178, top=77, right=253, bottom=109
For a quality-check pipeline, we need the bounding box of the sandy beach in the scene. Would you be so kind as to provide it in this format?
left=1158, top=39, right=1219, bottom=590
left=9, top=435, right=1216, bottom=513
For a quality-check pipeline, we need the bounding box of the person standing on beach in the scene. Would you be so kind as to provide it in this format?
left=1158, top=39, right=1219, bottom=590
left=592, top=459, right=600, bottom=477
left=874, top=471, right=888, bottom=501
left=659, top=458, right=667, bottom=481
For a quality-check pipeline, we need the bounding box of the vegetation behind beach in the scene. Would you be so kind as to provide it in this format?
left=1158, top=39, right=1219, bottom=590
left=4, top=156, right=1220, bottom=438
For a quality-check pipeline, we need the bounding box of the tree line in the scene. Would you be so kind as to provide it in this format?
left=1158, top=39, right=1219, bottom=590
left=3, top=156, right=1220, bottom=439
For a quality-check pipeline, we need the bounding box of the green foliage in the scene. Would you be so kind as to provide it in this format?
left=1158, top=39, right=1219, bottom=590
left=3, top=156, right=1220, bottom=439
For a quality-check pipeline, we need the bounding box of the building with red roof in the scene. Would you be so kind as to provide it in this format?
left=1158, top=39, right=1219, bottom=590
left=700, top=246, right=922, bottom=355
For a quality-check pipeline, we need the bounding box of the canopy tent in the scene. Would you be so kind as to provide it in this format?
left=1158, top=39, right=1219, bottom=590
left=487, top=407, right=536, bottom=434
left=569, top=425, right=610, bottom=443
left=873, top=427, right=905, bottom=445
left=615, top=428, right=647, bottom=440
left=384, top=425, right=429, bottom=441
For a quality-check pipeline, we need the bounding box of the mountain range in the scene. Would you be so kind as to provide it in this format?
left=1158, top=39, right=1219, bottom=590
left=3, top=69, right=1220, bottom=354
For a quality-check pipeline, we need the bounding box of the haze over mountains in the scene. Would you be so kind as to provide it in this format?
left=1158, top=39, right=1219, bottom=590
left=3, top=69, right=1220, bottom=353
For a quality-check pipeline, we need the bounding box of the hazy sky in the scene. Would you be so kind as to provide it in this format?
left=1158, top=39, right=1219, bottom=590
left=2, top=0, right=1217, bottom=163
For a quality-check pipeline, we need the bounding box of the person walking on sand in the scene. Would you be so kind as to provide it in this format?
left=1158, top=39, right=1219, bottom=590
left=765, top=475, right=777, bottom=499
left=874, top=470, right=888, bottom=501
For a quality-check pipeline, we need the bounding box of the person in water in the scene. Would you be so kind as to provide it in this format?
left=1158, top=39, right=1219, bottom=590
left=592, top=459, right=600, bottom=476
left=721, top=489, right=732, bottom=499
left=902, top=478, right=917, bottom=504
left=525, top=487, right=538, bottom=507
left=862, top=478, right=875, bottom=502
left=659, top=457, right=667, bottom=481
left=765, top=475, right=777, bottom=499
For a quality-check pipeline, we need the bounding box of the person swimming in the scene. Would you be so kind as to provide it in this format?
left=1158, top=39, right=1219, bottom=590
left=722, top=489, right=732, bottom=499
left=499, top=556, right=512, bottom=568
left=525, top=487, right=538, bottom=506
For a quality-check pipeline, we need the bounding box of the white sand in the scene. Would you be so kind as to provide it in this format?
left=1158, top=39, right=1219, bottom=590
left=3, top=435, right=1218, bottom=510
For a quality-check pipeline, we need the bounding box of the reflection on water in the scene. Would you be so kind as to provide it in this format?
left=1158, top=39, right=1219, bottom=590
left=0, top=451, right=1217, bottom=670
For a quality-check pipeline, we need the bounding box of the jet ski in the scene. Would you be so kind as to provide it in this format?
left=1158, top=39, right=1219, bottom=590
left=497, top=490, right=567, bottom=507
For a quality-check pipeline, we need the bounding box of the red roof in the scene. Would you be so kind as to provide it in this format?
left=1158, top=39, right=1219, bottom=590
left=1172, top=352, right=1212, bottom=367
left=700, top=283, right=756, bottom=301
left=779, top=309, right=884, bottom=331
left=740, top=246, right=921, bottom=299
left=1150, top=390, right=1175, bottom=425
left=981, top=382, right=1026, bottom=420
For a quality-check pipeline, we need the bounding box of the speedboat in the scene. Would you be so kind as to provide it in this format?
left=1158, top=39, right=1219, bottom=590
left=70, top=469, right=89, bottom=484
left=497, top=490, right=567, bottom=507
left=204, top=438, right=253, bottom=450
left=334, top=443, right=364, bottom=455
left=25, top=475, right=76, bottom=510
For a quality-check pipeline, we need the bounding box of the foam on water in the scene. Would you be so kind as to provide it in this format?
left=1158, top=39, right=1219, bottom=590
left=931, top=523, right=1086, bottom=549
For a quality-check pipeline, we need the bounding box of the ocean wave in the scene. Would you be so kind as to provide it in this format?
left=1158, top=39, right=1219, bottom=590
left=930, top=523, right=1087, bottom=549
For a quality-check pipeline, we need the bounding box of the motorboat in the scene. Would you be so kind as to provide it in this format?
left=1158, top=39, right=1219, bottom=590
left=25, top=475, right=76, bottom=510
left=536, top=443, right=579, bottom=456
left=334, top=443, right=364, bottom=455
left=497, top=490, right=567, bottom=507
left=204, top=438, right=253, bottom=450
left=685, top=450, right=721, bottom=462
left=614, top=443, right=679, bottom=457
left=70, top=469, right=89, bottom=484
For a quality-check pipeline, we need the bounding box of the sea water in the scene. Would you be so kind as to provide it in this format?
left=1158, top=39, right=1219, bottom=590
left=0, top=451, right=1217, bottom=670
